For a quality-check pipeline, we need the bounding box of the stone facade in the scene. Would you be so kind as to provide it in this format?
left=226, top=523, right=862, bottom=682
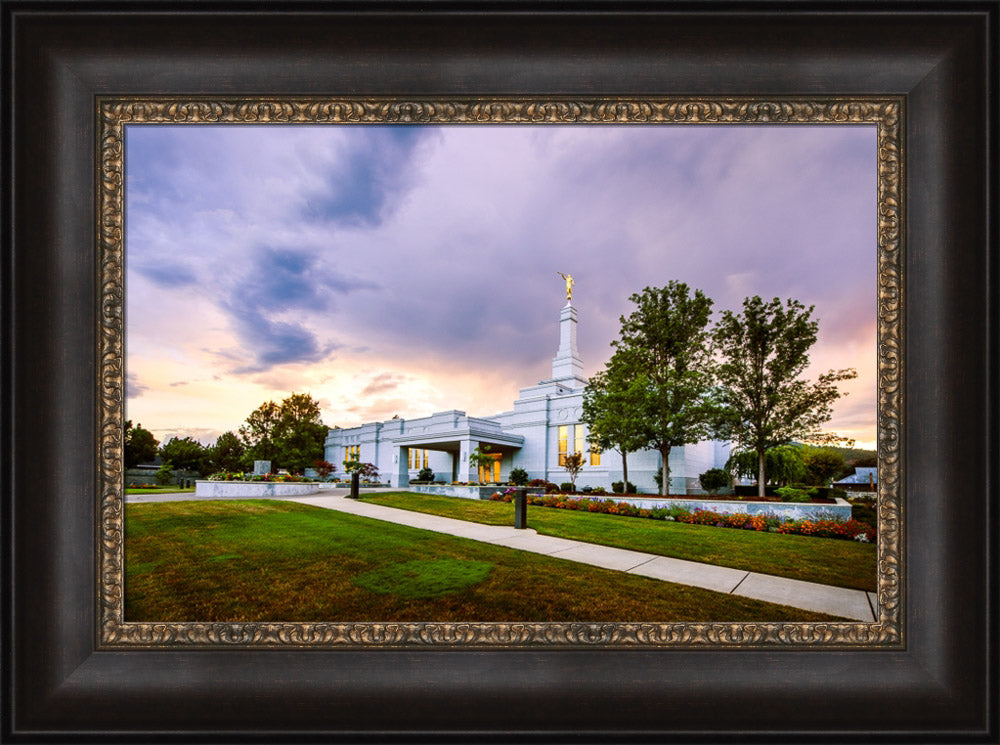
left=325, top=299, right=729, bottom=494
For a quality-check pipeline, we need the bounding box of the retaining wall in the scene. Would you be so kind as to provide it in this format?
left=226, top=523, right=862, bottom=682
left=409, top=485, right=853, bottom=520
left=590, top=495, right=853, bottom=521
left=194, top=480, right=322, bottom=498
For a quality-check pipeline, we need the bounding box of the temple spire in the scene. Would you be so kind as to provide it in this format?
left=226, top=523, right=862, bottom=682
left=550, top=295, right=584, bottom=386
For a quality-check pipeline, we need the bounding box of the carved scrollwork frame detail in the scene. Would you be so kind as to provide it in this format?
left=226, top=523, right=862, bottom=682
left=97, top=97, right=902, bottom=648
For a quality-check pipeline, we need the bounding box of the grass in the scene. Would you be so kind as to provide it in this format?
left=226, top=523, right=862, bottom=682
left=360, top=492, right=877, bottom=592
left=126, top=486, right=196, bottom=495
left=124, top=499, right=844, bottom=623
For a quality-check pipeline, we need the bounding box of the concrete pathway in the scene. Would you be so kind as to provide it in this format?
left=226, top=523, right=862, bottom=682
left=280, top=489, right=877, bottom=622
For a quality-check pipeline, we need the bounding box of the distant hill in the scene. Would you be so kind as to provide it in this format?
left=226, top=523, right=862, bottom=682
left=828, top=446, right=877, bottom=469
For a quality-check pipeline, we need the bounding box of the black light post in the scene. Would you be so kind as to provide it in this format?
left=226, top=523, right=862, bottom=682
left=514, top=487, right=528, bottom=529
left=349, top=471, right=360, bottom=499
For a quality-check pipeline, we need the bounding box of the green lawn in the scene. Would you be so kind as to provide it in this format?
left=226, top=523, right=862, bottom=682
left=360, top=492, right=877, bottom=592
left=124, top=500, right=843, bottom=623
left=126, top=486, right=196, bottom=495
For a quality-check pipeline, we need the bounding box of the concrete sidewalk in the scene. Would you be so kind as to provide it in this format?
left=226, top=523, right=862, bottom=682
left=285, top=489, right=877, bottom=622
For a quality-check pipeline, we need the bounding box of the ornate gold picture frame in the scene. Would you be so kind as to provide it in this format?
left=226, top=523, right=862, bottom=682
left=98, top=96, right=903, bottom=648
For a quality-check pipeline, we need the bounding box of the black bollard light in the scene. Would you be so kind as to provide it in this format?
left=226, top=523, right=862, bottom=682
left=514, top=487, right=527, bottom=529
left=349, top=471, right=360, bottom=499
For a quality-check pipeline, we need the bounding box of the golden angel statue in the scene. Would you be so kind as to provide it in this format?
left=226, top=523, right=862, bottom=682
left=557, top=272, right=574, bottom=300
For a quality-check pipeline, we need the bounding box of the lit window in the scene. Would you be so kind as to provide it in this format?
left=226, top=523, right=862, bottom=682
left=478, top=454, right=501, bottom=483
left=574, top=426, right=584, bottom=461
left=558, top=426, right=568, bottom=466
left=345, top=445, right=360, bottom=462
left=408, top=449, right=429, bottom=469
left=590, top=448, right=601, bottom=466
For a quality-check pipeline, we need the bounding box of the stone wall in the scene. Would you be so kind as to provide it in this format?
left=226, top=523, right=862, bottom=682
left=194, top=481, right=322, bottom=498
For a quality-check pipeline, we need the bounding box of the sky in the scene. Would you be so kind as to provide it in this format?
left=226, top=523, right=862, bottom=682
left=124, top=123, right=878, bottom=449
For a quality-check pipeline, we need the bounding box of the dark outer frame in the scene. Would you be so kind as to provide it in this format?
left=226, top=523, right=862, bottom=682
left=2, top=3, right=996, bottom=742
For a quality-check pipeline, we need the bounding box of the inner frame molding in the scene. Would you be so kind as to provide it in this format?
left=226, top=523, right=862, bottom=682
left=97, top=96, right=903, bottom=648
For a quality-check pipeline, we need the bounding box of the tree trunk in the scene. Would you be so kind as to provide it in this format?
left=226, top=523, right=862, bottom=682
left=660, top=447, right=671, bottom=496
left=621, top=451, right=629, bottom=492
left=758, top=449, right=766, bottom=498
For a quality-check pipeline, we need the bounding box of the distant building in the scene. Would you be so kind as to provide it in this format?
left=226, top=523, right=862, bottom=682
left=834, top=466, right=878, bottom=492
left=325, top=297, right=729, bottom=493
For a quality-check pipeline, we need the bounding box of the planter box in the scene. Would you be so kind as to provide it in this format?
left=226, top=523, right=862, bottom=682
left=194, top=480, right=322, bottom=498
left=600, top=495, right=854, bottom=521
left=409, top=484, right=504, bottom=500
left=409, top=486, right=854, bottom=520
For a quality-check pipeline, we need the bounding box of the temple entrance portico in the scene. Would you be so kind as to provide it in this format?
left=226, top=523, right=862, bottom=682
left=392, top=429, right=524, bottom=488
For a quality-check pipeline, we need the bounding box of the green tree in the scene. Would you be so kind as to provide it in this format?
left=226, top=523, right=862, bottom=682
left=612, top=283, right=719, bottom=496
left=468, top=445, right=497, bottom=484
left=802, top=446, right=848, bottom=485
left=713, top=296, right=857, bottom=497
left=124, top=420, right=158, bottom=468
left=239, top=400, right=282, bottom=464
left=210, top=431, right=246, bottom=473
left=159, top=436, right=210, bottom=475
left=273, top=392, right=328, bottom=473
left=698, top=467, right=730, bottom=495
left=239, top=393, right=328, bottom=472
left=343, top=460, right=379, bottom=480
left=581, top=351, right=648, bottom=492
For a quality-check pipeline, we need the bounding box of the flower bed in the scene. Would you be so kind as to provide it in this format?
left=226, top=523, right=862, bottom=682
left=208, top=471, right=313, bottom=482
left=489, top=490, right=875, bottom=542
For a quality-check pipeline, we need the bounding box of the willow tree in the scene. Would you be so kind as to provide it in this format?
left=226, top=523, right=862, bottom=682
left=713, top=296, right=857, bottom=497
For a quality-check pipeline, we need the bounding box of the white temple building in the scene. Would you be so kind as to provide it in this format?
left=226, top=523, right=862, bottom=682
left=324, top=294, right=729, bottom=494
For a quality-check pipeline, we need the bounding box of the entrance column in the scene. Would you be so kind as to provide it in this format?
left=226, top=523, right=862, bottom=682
left=459, top=440, right=480, bottom=483
left=395, top=446, right=410, bottom=488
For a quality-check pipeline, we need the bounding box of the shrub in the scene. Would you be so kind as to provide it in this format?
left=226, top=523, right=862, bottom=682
left=417, top=466, right=434, bottom=482
left=851, top=501, right=877, bottom=526
left=611, top=481, right=637, bottom=494
left=545, top=482, right=560, bottom=494
left=509, top=467, right=529, bottom=486
left=734, top=484, right=779, bottom=497
left=581, top=485, right=592, bottom=494
left=155, top=462, right=174, bottom=485
left=562, top=452, right=585, bottom=491
left=559, top=482, right=574, bottom=493
left=699, top=468, right=730, bottom=495
left=591, top=486, right=607, bottom=495
left=653, top=467, right=668, bottom=491
left=527, top=478, right=548, bottom=487
left=775, top=486, right=816, bottom=503
left=313, top=460, right=336, bottom=479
